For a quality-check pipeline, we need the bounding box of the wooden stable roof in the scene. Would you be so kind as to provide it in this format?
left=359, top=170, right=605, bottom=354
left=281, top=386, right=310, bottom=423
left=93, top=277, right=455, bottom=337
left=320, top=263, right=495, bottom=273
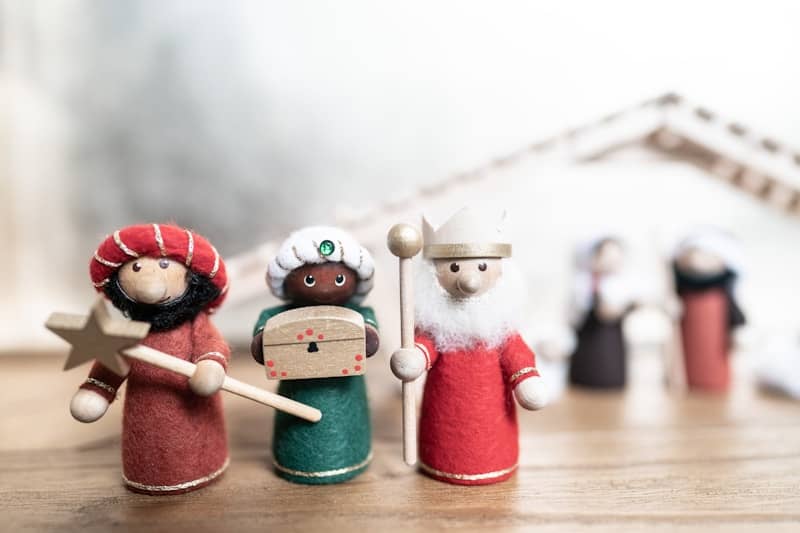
left=223, top=93, right=800, bottom=307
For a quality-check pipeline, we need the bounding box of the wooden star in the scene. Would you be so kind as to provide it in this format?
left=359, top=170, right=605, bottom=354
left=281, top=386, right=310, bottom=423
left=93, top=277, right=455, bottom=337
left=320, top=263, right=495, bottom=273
left=45, top=296, right=150, bottom=376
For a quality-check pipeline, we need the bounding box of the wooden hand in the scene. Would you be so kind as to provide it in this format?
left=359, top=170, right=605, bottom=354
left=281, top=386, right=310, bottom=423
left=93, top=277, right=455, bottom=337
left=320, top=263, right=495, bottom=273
left=251, top=331, right=265, bottom=364
left=365, top=324, right=380, bottom=357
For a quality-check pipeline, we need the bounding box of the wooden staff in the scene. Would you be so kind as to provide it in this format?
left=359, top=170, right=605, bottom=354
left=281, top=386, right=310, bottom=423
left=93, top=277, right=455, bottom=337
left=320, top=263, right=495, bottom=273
left=662, top=256, right=687, bottom=393
left=46, top=297, right=322, bottom=423
left=387, top=223, right=423, bottom=466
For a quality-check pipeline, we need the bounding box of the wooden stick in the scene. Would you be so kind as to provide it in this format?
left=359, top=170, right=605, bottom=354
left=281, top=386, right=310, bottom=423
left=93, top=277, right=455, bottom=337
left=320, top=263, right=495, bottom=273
left=660, top=247, right=687, bottom=393
left=387, top=223, right=423, bottom=466
left=45, top=298, right=322, bottom=423
left=123, top=345, right=322, bottom=423
left=399, top=258, right=417, bottom=466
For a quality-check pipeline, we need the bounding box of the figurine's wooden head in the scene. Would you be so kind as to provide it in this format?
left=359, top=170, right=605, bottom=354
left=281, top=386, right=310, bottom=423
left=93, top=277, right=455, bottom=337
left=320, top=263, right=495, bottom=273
left=117, top=257, right=190, bottom=305
left=673, top=227, right=742, bottom=278
left=589, top=238, right=625, bottom=275
left=433, top=258, right=503, bottom=298
left=674, top=247, right=727, bottom=277
left=283, top=263, right=359, bottom=306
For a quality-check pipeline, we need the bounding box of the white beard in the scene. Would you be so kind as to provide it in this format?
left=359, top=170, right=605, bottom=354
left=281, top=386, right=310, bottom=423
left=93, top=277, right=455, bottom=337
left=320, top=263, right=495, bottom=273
left=414, top=258, right=525, bottom=352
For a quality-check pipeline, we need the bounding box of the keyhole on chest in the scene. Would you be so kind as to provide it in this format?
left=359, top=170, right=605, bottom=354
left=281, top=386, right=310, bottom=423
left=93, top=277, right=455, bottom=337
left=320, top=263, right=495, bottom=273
left=307, top=342, right=319, bottom=353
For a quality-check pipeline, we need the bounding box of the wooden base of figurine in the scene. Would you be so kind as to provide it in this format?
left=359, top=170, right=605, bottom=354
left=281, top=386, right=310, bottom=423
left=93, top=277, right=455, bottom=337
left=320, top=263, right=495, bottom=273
left=271, top=376, right=371, bottom=485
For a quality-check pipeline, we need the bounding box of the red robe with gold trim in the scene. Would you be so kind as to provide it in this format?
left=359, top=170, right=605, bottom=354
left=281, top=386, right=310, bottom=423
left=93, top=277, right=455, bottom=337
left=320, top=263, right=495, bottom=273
left=415, top=330, right=539, bottom=485
left=80, top=312, right=230, bottom=495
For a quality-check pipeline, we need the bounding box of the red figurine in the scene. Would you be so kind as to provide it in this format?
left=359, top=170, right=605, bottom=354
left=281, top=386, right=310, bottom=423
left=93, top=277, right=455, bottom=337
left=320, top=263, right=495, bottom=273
left=70, top=223, right=231, bottom=494
left=390, top=208, right=548, bottom=485
left=672, top=228, right=745, bottom=392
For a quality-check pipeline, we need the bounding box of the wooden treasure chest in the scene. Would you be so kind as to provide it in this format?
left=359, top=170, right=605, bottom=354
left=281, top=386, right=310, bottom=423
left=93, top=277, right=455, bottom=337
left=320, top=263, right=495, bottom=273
left=261, top=305, right=366, bottom=380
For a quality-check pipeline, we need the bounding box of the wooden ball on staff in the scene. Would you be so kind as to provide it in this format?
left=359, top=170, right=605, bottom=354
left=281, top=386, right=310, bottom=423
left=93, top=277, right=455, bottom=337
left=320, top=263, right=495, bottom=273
left=387, top=224, right=423, bottom=259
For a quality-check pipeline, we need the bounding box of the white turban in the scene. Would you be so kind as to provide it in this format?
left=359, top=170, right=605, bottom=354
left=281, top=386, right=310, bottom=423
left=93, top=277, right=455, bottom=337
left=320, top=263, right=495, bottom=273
left=673, top=226, right=743, bottom=274
left=267, top=226, right=375, bottom=303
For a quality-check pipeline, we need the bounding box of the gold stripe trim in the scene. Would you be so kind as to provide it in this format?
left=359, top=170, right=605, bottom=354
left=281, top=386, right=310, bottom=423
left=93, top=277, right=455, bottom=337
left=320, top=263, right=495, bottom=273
left=291, top=245, right=303, bottom=264
left=423, top=243, right=512, bottom=259
left=93, top=251, right=122, bottom=268
left=509, top=366, right=537, bottom=384
left=113, top=230, right=139, bottom=258
left=123, top=457, right=229, bottom=493
left=274, top=254, right=292, bottom=272
left=415, top=342, right=432, bottom=369
left=85, top=377, right=116, bottom=395
left=197, top=351, right=226, bottom=363
left=153, top=223, right=166, bottom=256
left=185, top=230, right=194, bottom=267
left=418, top=460, right=517, bottom=481
left=209, top=246, right=220, bottom=278
left=273, top=451, right=372, bottom=478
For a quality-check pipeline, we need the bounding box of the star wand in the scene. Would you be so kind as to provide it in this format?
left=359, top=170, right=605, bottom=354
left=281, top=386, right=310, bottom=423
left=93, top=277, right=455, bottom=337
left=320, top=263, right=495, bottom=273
left=46, top=297, right=322, bottom=423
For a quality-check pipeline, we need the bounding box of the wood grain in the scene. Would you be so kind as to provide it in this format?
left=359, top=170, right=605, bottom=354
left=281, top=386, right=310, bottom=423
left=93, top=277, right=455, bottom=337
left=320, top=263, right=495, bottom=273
left=262, top=306, right=366, bottom=380
left=1, top=349, right=798, bottom=532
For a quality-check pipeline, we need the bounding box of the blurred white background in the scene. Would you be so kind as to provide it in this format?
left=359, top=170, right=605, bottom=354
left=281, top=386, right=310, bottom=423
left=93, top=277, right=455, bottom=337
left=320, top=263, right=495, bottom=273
left=2, top=0, right=799, bottom=352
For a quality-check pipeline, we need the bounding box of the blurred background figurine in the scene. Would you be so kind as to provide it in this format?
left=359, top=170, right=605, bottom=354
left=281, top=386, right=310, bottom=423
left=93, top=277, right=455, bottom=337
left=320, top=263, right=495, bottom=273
left=568, top=236, right=636, bottom=389
left=390, top=208, right=547, bottom=485
left=672, top=228, right=746, bottom=392
left=251, top=227, right=379, bottom=484
left=70, top=223, right=231, bottom=495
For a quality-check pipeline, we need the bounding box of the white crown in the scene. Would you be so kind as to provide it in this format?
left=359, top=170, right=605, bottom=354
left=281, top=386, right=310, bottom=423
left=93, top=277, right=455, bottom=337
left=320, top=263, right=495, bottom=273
left=422, top=207, right=512, bottom=259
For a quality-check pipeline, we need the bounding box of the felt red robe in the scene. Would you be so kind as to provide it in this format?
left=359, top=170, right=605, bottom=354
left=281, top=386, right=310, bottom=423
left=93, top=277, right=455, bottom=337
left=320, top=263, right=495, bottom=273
left=415, top=331, right=539, bottom=485
left=679, top=290, right=731, bottom=392
left=80, top=312, right=230, bottom=495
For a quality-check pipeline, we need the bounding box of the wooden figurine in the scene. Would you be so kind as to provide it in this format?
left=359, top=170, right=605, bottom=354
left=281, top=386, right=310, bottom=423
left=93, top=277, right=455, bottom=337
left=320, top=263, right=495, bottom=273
left=568, top=235, right=636, bottom=389
left=389, top=208, right=548, bottom=485
left=251, top=226, right=379, bottom=484
left=672, top=228, right=746, bottom=392
left=62, top=223, right=234, bottom=495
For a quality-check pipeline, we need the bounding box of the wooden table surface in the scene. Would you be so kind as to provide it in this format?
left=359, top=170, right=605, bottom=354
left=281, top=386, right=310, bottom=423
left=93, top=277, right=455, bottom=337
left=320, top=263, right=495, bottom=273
left=1, top=350, right=799, bottom=532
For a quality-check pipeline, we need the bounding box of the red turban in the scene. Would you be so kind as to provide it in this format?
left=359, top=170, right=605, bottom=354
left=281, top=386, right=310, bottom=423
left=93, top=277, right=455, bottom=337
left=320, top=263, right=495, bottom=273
left=90, top=223, right=228, bottom=311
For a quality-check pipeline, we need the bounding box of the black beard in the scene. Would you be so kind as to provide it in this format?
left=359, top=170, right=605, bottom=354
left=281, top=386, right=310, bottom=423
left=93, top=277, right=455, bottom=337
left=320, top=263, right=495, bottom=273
left=104, top=271, right=220, bottom=332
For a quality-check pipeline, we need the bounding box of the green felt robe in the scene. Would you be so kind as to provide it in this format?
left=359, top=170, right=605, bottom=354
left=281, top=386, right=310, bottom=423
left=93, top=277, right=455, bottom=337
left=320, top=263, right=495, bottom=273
left=253, top=303, right=376, bottom=484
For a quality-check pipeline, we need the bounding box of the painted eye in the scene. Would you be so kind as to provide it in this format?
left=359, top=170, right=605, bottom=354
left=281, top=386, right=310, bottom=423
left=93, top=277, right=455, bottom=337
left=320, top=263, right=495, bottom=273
left=304, top=275, right=316, bottom=287
left=334, top=274, right=346, bottom=286
left=478, top=262, right=487, bottom=272
left=450, top=263, right=460, bottom=273
left=159, top=259, right=170, bottom=269
left=132, top=262, right=142, bottom=272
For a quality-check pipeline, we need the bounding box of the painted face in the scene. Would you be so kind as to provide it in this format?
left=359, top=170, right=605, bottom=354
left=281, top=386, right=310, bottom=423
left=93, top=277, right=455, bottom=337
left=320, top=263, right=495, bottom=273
left=433, top=258, right=502, bottom=299
left=284, top=263, right=358, bottom=305
left=117, top=257, right=190, bottom=305
left=676, top=247, right=726, bottom=276
left=591, top=240, right=624, bottom=275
